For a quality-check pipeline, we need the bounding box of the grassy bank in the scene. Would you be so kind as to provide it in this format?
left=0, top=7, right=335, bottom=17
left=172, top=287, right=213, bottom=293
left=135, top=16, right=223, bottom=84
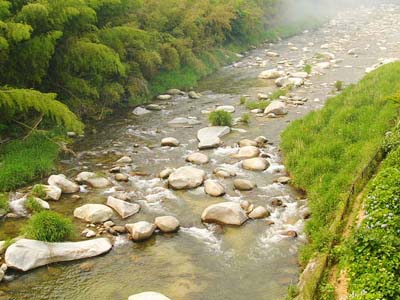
left=281, top=62, right=400, bottom=298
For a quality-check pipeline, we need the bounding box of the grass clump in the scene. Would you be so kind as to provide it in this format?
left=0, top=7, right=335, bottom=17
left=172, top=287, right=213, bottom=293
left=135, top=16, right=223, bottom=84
left=281, top=62, right=400, bottom=263
left=334, top=80, right=344, bottom=91
left=304, top=64, right=312, bottom=74
left=270, top=88, right=288, bottom=100
left=246, top=100, right=270, bottom=110
left=0, top=193, right=9, bottom=215
left=209, top=110, right=233, bottom=127
left=25, top=196, right=45, bottom=213
left=31, top=184, right=47, bottom=199
left=23, top=211, right=74, bottom=242
left=239, top=96, right=247, bottom=105
left=0, top=134, right=59, bottom=192
left=240, top=113, right=251, bottom=124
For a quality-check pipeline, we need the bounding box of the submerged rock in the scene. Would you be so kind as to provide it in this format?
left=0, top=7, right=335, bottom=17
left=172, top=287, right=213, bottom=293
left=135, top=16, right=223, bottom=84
left=5, top=238, right=112, bottom=272
left=201, top=202, right=248, bottom=226
left=155, top=216, right=180, bottom=233
left=48, top=174, right=79, bottom=194
left=168, top=166, right=206, bottom=190
left=74, top=204, right=113, bottom=223
left=125, top=221, right=156, bottom=241
left=168, top=117, right=201, bottom=126
left=106, top=196, right=140, bottom=219
left=197, top=126, right=230, bottom=150
left=128, top=292, right=171, bottom=300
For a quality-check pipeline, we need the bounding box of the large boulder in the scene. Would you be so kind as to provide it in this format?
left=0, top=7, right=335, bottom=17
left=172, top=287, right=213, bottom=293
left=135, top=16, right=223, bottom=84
left=204, top=180, right=225, bottom=197
left=197, top=126, right=230, bottom=150
left=40, top=185, right=62, bottom=201
left=125, top=221, right=156, bottom=241
left=201, top=202, right=248, bottom=226
left=264, top=101, right=288, bottom=116
left=242, top=158, right=269, bottom=171
left=75, top=172, right=111, bottom=188
left=233, top=146, right=260, bottom=159
left=129, top=292, right=171, bottom=300
left=258, top=69, right=284, bottom=79
left=5, top=238, right=112, bottom=272
left=106, top=196, right=140, bottom=219
left=155, top=216, right=180, bottom=233
left=48, top=174, right=79, bottom=194
left=186, top=152, right=209, bottom=165
left=168, top=166, right=206, bottom=190
left=74, top=204, right=113, bottom=223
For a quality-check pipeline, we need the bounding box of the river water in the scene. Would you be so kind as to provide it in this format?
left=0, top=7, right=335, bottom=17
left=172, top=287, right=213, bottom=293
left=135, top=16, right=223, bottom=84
left=1, top=2, right=400, bottom=300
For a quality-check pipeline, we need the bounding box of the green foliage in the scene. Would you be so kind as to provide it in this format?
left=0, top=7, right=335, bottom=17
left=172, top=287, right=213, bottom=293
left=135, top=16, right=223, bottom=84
left=239, top=96, right=247, bottom=105
left=240, top=113, right=251, bottom=124
left=285, top=285, right=298, bottom=300
left=382, top=122, right=400, bottom=153
left=0, top=134, right=59, bottom=191
left=246, top=100, right=270, bottom=110
left=25, top=196, right=45, bottom=213
left=280, top=62, right=400, bottom=262
left=304, top=64, right=312, bottom=74
left=23, top=210, right=74, bottom=242
left=31, top=184, right=46, bottom=199
left=270, top=88, right=288, bottom=100
left=209, top=110, right=233, bottom=127
left=334, top=80, right=343, bottom=91
left=0, top=192, right=9, bottom=214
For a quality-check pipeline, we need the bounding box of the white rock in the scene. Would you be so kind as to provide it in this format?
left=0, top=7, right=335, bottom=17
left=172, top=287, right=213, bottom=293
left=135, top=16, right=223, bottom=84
left=201, top=202, right=248, bottom=225
left=258, top=69, right=284, bottom=79
left=74, top=204, right=113, bottom=223
left=266, top=51, right=279, bottom=57
left=157, top=94, right=172, bottom=100
left=188, top=91, right=201, bottom=99
left=107, top=196, right=140, bottom=219
left=159, top=168, right=174, bottom=179
left=75, top=172, right=111, bottom=188
left=315, top=62, right=331, bottom=71
left=5, top=238, right=112, bottom=271
left=248, top=206, right=269, bottom=219
left=117, top=156, right=133, bottom=164
left=234, top=179, right=256, bottom=191
left=233, top=146, right=260, bottom=159
left=48, top=174, right=79, bottom=194
left=215, top=105, right=235, bottom=113
left=168, top=117, right=200, bottom=126
left=42, top=185, right=62, bottom=201
left=239, top=139, right=258, bottom=147
left=242, top=158, right=269, bottom=171
left=290, top=72, right=308, bottom=79
left=167, top=89, right=185, bottom=95
left=204, top=180, right=225, bottom=197
left=155, top=216, right=180, bottom=233
left=161, top=137, right=180, bottom=147
left=186, top=152, right=209, bottom=165
left=168, top=166, right=206, bottom=190
left=197, top=126, right=230, bottom=150
left=264, top=101, right=288, bottom=115
left=125, top=221, right=156, bottom=241
left=132, top=107, right=151, bottom=116
left=146, top=104, right=162, bottom=111
left=128, top=292, right=171, bottom=300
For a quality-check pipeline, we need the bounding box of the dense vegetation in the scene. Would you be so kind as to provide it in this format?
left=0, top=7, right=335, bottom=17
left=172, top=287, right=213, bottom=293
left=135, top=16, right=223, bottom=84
left=281, top=62, right=400, bottom=262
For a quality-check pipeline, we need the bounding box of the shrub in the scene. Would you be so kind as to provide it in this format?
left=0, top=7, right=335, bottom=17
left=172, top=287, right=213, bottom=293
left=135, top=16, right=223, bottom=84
left=208, top=110, right=232, bottom=127
left=31, top=184, right=47, bottom=199
left=23, top=211, right=74, bottom=242
left=246, top=100, right=270, bottom=110
left=304, top=64, right=312, bottom=74
left=25, top=196, right=45, bottom=213
left=240, top=113, right=251, bottom=124
left=334, top=80, right=343, bottom=91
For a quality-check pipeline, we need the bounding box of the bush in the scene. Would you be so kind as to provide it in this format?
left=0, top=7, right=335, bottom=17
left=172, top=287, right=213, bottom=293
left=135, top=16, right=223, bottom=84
left=23, top=211, right=74, bottom=242
left=31, top=184, right=47, bottom=199
left=208, top=110, right=233, bottom=127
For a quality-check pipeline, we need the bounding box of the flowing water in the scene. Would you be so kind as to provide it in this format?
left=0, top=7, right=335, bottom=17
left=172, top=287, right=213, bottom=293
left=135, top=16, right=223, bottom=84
left=1, top=2, right=400, bottom=300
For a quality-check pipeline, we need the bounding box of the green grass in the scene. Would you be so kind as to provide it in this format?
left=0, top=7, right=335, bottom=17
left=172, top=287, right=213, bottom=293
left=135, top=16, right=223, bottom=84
left=239, top=96, right=247, bottom=105
left=25, top=196, right=45, bottom=213
left=0, top=134, right=59, bottom=192
left=31, top=184, right=47, bottom=199
left=304, top=64, right=312, bottom=74
left=240, top=113, right=251, bottom=124
left=281, top=62, right=400, bottom=263
left=23, top=211, right=74, bottom=242
left=246, top=100, right=270, bottom=110
left=270, top=88, right=289, bottom=100
left=334, top=80, right=344, bottom=91
left=209, top=110, right=233, bottom=127
left=0, top=193, right=9, bottom=215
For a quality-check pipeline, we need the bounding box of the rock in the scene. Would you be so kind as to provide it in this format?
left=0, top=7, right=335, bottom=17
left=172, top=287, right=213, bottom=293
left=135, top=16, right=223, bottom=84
left=315, top=62, right=331, bottom=70
left=75, top=172, right=111, bottom=188
left=258, top=68, right=284, bottom=79
left=168, top=166, right=206, bottom=190
left=103, top=221, right=115, bottom=228
left=115, top=173, right=129, bottom=182
left=67, top=131, right=76, bottom=137
left=161, top=137, right=180, bottom=147
left=271, top=199, right=283, bottom=206
left=167, top=89, right=185, bottom=95
left=197, top=126, right=230, bottom=150
left=275, top=76, right=289, bottom=87
left=290, top=72, right=308, bottom=79
left=239, top=139, right=258, bottom=147
left=283, top=230, right=298, bottom=238
left=5, top=238, right=112, bottom=271
left=27, top=197, right=50, bottom=210
left=264, top=101, right=288, bottom=116
left=254, top=136, right=268, bottom=146
left=234, top=179, right=256, bottom=191
left=81, top=229, right=96, bottom=238
left=48, top=174, right=80, bottom=194
left=106, top=196, right=140, bottom=219
left=277, top=176, right=291, bottom=184
left=113, top=225, right=127, bottom=233
left=125, top=221, right=156, bottom=241
left=157, top=94, right=172, bottom=100
left=117, top=156, right=132, bottom=164
left=201, top=202, right=248, bottom=226
left=266, top=51, right=279, bottom=57
left=74, top=204, right=113, bottom=223
left=215, top=105, right=235, bottom=113
left=204, top=180, right=225, bottom=197
left=132, top=107, right=151, bottom=116
left=242, top=158, right=269, bottom=171
left=146, top=104, right=162, bottom=111
left=188, top=91, right=201, bottom=99
left=168, top=117, right=200, bottom=126
left=42, top=185, right=62, bottom=201
left=288, top=77, right=304, bottom=87
left=233, top=146, right=260, bottom=159
left=155, top=216, right=180, bottom=233
left=128, top=292, right=171, bottom=300
left=248, top=206, right=269, bottom=219
left=213, top=166, right=236, bottom=178
left=240, top=200, right=251, bottom=211
left=186, top=152, right=209, bottom=165
left=159, top=168, right=174, bottom=179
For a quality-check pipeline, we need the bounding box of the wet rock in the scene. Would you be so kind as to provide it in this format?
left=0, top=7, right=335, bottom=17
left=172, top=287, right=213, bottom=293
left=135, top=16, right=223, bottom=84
left=264, top=101, right=288, bottom=116
left=161, top=137, right=180, bottom=147
left=48, top=174, right=80, bottom=194
left=197, top=126, right=230, bottom=150
left=81, top=228, right=96, bottom=238
left=239, top=139, right=258, bottom=147
left=271, top=199, right=283, bottom=206
left=116, top=156, right=132, bottom=164
left=167, top=88, right=185, bottom=95
left=132, top=107, right=151, bottom=116
left=233, top=146, right=260, bottom=159
left=106, top=196, right=140, bottom=219
left=266, top=51, right=279, bottom=57
left=74, top=204, right=113, bottom=223
left=115, top=173, right=129, bottom=182
left=155, top=216, right=180, bottom=233
left=75, top=172, right=111, bottom=188
left=213, top=167, right=236, bottom=178
left=234, top=179, right=256, bottom=191
left=283, top=230, right=298, bottom=238
left=168, top=166, right=206, bottom=190
left=248, top=206, right=270, bottom=219
left=204, top=180, right=225, bottom=197
left=125, top=221, right=156, bottom=241
left=258, top=69, right=284, bottom=79
left=186, top=152, right=209, bottom=165
left=41, top=185, right=62, bottom=201
left=159, top=168, right=174, bottom=179
left=277, top=176, right=291, bottom=184
left=215, top=105, right=235, bottom=113
left=128, top=292, right=171, bottom=300
left=201, top=202, right=248, bottom=226
left=188, top=91, right=201, bottom=99
left=168, top=117, right=200, bottom=126
left=146, top=104, right=162, bottom=111
left=242, top=157, right=269, bottom=171
left=5, top=238, right=112, bottom=271
left=255, top=136, right=268, bottom=146
left=157, top=94, right=172, bottom=100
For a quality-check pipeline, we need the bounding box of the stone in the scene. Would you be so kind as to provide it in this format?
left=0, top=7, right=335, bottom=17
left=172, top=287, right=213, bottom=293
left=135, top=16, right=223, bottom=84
left=167, top=88, right=185, bottom=95
left=197, top=126, right=230, bottom=150
left=288, top=77, right=304, bottom=87
left=277, top=176, right=291, bottom=184
left=242, top=158, right=269, bottom=171
left=155, top=216, right=180, bottom=233
left=213, top=166, right=236, bottom=178
left=132, top=107, right=151, bottom=116
left=264, top=101, right=288, bottom=116
left=233, top=146, right=260, bottom=159
left=74, top=204, right=113, bottom=223
left=248, top=206, right=270, bottom=219
left=290, top=72, right=308, bottom=79
left=128, top=292, right=171, bottom=300
left=186, top=152, right=209, bottom=165
left=48, top=174, right=80, bottom=194
left=41, top=185, right=62, bottom=201
left=106, top=196, right=140, bottom=219
left=283, top=230, right=298, bottom=238
left=258, top=68, right=284, bottom=79
left=239, top=139, right=258, bottom=147
left=168, top=117, right=200, bottom=126
left=113, top=225, right=127, bottom=233
left=275, top=76, right=289, bottom=87
left=215, top=105, right=235, bottom=113
left=146, top=104, right=162, bottom=111
left=168, top=166, right=206, bottom=190
left=266, top=51, right=279, bottom=57
left=234, top=179, right=256, bottom=191
left=115, top=173, right=129, bottom=182
left=188, top=91, right=201, bottom=99
left=75, top=172, right=111, bottom=188
left=159, top=168, right=174, bottom=179
left=204, top=180, right=225, bottom=197
left=5, top=238, right=112, bottom=272
left=240, top=200, right=251, bottom=211
left=125, top=221, right=156, bottom=241
left=271, top=199, right=283, bottom=206
left=201, top=202, right=248, bottom=226
left=117, top=156, right=132, bottom=164
left=254, top=136, right=268, bottom=146
left=157, top=94, right=172, bottom=100
left=161, top=137, right=180, bottom=147
left=81, top=229, right=96, bottom=238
